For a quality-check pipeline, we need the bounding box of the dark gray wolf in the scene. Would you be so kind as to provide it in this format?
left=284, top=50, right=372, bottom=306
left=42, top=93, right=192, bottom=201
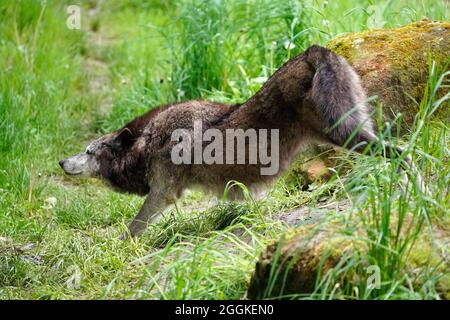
left=59, top=45, right=418, bottom=238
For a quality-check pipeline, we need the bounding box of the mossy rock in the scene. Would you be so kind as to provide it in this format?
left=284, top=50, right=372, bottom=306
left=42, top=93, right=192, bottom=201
left=283, top=145, right=338, bottom=191
left=247, top=221, right=366, bottom=299
left=326, top=19, right=450, bottom=130
left=247, top=211, right=450, bottom=299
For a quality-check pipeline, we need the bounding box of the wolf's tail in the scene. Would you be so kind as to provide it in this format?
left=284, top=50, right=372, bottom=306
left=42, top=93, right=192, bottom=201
left=304, top=45, right=375, bottom=149
left=305, top=45, right=426, bottom=192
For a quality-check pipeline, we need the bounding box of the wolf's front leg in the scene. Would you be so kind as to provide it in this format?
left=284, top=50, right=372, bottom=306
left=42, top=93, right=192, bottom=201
left=121, top=191, right=171, bottom=239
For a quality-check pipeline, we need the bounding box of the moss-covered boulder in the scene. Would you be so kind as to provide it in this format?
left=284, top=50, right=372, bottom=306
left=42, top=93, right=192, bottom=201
left=247, top=212, right=449, bottom=299
left=283, top=145, right=337, bottom=190
left=247, top=221, right=366, bottom=299
left=326, top=19, right=449, bottom=129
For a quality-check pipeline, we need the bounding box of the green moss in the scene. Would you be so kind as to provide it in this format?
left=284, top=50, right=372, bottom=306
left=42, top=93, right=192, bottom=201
left=327, top=20, right=449, bottom=64
left=326, top=19, right=449, bottom=127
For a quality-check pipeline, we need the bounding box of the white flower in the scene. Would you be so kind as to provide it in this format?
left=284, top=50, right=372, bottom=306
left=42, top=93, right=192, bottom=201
left=283, top=40, right=296, bottom=50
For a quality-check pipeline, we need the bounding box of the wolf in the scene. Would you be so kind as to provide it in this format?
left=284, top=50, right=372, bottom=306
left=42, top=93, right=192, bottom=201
left=59, top=45, right=418, bottom=238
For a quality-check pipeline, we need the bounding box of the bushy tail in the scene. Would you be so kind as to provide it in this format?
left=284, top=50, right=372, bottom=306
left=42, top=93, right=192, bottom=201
left=304, top=45, right=427, bottom=193
left=305, top=45, right=375, bottom=149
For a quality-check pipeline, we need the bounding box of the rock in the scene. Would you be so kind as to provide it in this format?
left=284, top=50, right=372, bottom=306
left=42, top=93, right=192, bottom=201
left=247, top=222, right=365, bottom=299
left=326, top=19, right=450, bottom=129
left=271, top=199, right=352, bottom=228
left=248, top=212, right=449, bottom=299
left=284, top=145, right=340, bottom=190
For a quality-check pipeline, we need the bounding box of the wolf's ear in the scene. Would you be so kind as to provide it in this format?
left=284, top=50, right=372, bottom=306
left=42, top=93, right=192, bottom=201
left=111, top=127, right=134, bottom=150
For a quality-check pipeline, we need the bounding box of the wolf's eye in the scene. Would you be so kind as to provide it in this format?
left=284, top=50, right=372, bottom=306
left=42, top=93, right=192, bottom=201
left=86, top=149, right=92, bottom=155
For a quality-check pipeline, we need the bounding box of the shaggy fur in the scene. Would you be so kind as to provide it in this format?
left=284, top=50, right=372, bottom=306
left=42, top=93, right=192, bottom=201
left=59, top=45, right=413, bottom=238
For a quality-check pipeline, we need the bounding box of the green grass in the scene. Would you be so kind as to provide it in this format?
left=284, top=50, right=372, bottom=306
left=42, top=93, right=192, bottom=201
left=0, top=0, right=448, bottom=299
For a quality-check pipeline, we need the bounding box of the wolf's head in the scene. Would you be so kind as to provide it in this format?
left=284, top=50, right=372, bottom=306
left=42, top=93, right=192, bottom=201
left=59, top=128, right=135, bottom=178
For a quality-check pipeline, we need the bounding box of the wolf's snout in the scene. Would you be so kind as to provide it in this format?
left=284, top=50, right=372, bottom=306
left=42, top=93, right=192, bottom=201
left=58, top=153, right=93, bottom=177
